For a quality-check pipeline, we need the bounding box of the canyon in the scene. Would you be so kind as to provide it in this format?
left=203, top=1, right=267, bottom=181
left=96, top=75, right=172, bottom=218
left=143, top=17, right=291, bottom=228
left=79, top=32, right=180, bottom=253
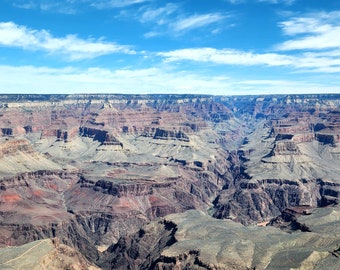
left=0, top=93, right=339, bottom=269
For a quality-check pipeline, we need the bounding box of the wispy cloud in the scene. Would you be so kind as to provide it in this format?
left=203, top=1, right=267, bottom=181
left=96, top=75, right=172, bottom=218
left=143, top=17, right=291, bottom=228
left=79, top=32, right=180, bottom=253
left=258, top=0, right=296, bottom=5
left=90, top=0, right=152, bottom=9
left=40, top=1, right=78, bottom=14
left=158, top=48, right=293, bottom=66
left=171, top=13, right=227, bottom=33
left=223, top=0, right=295, bottom=4
left=144, top=31, right=160, bottom=39
left=292, top=50, right=340, bottom=73
left=0, top=21, right=135, bottom=60
left=11, top=0, right=79, bottom=14
left=1, top=65, right=337, bottom=95
left=276, top=11, right=340, bottom=51
left=138, top=6, right=230, bottom=38
left=12, top=1, right=37, bottom=10
left=141, top=4, right=179, bottom=38
left=151, top=11, right=340, bottom=73
left=11, top=0, right=152, bottom=12
left=139, top=3, right=178, bottom=24
left=237, top=78, right=338, bottom=94
left=157, top=47, right=340, bottom=73
left=224, top=0, right=245, bottom=4
left=0, top=65, right=233, bottom=94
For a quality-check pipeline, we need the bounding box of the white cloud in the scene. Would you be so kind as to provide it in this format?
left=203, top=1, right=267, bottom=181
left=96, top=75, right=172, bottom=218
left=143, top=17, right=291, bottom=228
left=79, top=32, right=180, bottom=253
left=223, top=0, right=245, bottom=4
left=139, top=3, right=178, bottom=24
left=279, top=18, right=330, bottom=36
left=158, top=48, right=294, bottom=66
left=276, top=11, right=340, bottom=51
left=278, top=30, right=340, bottom=51
left=40, top=2, right=78, bottom=14
left=144, top=31, right=160, bottom=39
left=0, top=21, right=135, bottom=60
left=172, top=13, right=227, bottom=33
left=12, top=0, right=152, bottom=12
left=292, top=50, right=340, bottom=73
left=157, top=47, right=340, bottom=73
left=118, top=4, right=230, bottom=38
left=1, top=65, right=338, bottom=95
left=12, top=1, right=37, bottom=10
left=257, top=0, right=296, bottom=5
left=90, top=0, right=151, bottom=9
left=271, top=11, right=340, bottom=73
left=237, top=79, right=339, bottom=94
left=0, top=65, right=233, bottom=94
left=12, top=0, right=79, bottom=14
left=138, top=8, right=228, bottom=37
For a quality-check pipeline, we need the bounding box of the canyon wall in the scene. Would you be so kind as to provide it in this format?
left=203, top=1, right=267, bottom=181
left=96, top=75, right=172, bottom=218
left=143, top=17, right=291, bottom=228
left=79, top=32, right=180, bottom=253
left=0, top=94, right=339, bottom=269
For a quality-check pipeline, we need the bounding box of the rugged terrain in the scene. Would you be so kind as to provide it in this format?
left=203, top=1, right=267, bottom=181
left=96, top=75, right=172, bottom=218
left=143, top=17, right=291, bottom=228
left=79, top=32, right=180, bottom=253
left=0, top=94, right=339, bottom=269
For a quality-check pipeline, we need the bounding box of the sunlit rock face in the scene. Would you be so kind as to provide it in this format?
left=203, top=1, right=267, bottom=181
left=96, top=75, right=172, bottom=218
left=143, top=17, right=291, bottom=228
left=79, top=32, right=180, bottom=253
left=0, top=94, right=339, bottom=269
left=212, top=95, right=340, bottom=225
left=97, top=208, right=340, bottom=270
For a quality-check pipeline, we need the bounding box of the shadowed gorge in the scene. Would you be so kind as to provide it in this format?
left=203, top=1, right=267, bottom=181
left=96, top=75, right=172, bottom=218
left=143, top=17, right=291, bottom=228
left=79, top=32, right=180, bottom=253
left=0, top=94, right=339, bottom=269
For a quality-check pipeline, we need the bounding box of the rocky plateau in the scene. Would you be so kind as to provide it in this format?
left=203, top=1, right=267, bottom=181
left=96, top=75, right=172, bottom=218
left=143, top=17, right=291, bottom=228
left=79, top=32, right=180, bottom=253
left=0, top=93, right=339, bottom=269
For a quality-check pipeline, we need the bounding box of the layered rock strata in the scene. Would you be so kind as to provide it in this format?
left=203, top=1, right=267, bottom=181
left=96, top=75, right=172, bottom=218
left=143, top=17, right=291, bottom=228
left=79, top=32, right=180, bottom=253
left=0, top=94, right=339, bottom=269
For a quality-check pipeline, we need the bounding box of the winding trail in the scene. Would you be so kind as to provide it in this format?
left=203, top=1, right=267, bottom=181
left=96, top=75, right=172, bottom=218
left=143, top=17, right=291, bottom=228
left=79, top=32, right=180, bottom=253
left=0, top=239, right=49, bottom=266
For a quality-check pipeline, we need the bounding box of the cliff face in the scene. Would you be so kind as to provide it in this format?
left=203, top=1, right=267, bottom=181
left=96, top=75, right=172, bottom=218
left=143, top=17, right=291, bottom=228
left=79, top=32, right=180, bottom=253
left=102, top=208, right=340, bottom=270
left=97, top=219, right=178, bottom=270
left=213, top=178, right=340, bottom=224
left=212, top=95, right=340, bottom=224
left=6, top=208, right=340, bottom=270
left=0, top=94, right=339, bottom=269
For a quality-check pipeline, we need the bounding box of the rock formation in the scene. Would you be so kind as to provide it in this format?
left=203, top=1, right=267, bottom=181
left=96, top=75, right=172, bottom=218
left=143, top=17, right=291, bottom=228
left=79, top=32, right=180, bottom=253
left=99, top=208, right=340, bottom=269
left=0, top=93, right=339, bottom=269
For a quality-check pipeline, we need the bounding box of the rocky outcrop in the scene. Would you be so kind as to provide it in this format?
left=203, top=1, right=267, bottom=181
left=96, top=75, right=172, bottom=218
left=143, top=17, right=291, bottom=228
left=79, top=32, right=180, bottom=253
left=79, top=126, right=123, bottom=146
left=269, top=206, right=313, bottom=232
left=0, top=138, right=34, bottom=158
left=79, top=127, right=108, bottom=143
left=153, top=128, right=190, bottom=142
left=315, top=133, right=336, bottom=145
left=92, top=180, right=172, bottom=197
left=1, top=128, right=13, bottom=137
left=212, top=177, right=339, bottom=224
left=41, top=127, right=79, bottom=142
left=97, top=219, right=178, bottom=270
left=268, top=140, right=301, bottom=156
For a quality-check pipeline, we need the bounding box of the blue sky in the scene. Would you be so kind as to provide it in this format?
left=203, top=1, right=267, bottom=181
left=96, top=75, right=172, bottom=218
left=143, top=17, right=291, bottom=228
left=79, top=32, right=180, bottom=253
left=0, top=0, right=340, bottom=95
